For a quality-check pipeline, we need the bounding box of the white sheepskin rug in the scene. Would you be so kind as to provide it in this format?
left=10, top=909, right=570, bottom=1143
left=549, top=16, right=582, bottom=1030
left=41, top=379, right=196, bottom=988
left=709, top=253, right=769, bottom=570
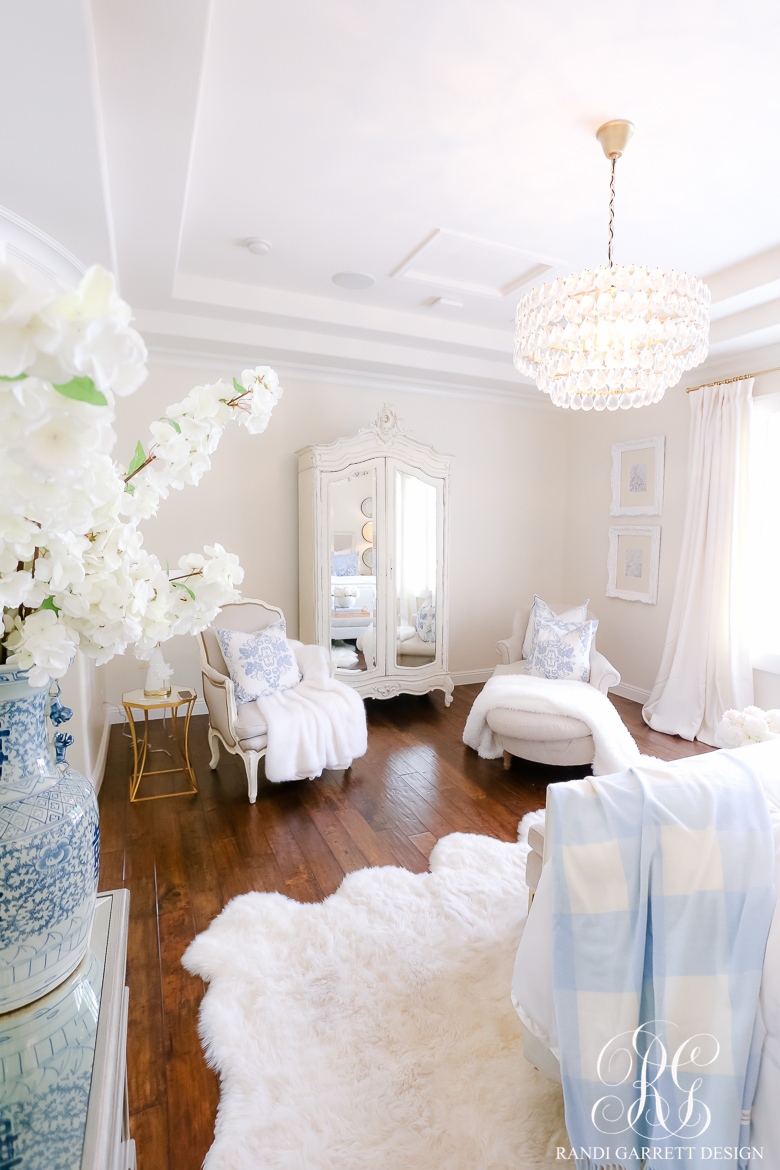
left=330, top=642, right=359, bottom=668
left=183, top=813, right=567, bottom=1169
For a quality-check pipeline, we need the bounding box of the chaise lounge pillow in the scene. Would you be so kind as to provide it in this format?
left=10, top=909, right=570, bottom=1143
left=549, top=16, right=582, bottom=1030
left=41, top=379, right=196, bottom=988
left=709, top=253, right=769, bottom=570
left=215, top=620, right=302, bottom=704
left=526, top=616, right=598, bottom=684
left=416, top=598, right=436, bottom=644
left=522, top=595, right=590, bottom=660
left=331, top=550, right=359, bottom=577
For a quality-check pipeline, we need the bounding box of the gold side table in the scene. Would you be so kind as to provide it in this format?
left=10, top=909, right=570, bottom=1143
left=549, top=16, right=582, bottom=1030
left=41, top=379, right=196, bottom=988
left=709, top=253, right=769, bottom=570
left=122, top=686, right=198, bottom=802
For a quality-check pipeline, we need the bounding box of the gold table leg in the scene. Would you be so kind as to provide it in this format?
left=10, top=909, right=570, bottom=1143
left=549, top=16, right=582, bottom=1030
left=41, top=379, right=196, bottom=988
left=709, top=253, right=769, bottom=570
left=125, top=697, right=198, bottom=802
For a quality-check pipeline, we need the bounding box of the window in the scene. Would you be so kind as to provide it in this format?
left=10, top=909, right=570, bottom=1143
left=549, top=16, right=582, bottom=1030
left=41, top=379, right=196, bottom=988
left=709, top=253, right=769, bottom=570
left=749, top=393, right=780, bottom=672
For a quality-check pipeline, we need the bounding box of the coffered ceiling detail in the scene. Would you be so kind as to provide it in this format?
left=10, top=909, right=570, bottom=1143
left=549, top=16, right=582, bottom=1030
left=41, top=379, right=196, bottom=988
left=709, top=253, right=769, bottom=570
left=391, top=229, right=558, bottom=300
left=2, top=0, right=779, bottom=403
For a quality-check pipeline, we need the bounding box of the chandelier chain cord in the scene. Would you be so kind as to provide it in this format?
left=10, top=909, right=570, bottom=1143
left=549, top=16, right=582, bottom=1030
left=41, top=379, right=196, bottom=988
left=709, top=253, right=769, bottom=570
left=608, top=156, right=617, bottom=267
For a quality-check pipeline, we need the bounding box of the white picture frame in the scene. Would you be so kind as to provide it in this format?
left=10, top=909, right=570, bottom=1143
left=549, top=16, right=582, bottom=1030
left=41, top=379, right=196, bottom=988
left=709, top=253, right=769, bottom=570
left=607, top=526, right=661, bottom=605
left=610, top=436, right=665, bottom=516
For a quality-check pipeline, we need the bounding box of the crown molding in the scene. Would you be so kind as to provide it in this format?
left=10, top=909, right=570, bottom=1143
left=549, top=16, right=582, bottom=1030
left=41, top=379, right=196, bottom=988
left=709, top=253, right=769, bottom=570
left=0, top=205, right=86, bottom=287
left=145, top=343, right=548, bottom=409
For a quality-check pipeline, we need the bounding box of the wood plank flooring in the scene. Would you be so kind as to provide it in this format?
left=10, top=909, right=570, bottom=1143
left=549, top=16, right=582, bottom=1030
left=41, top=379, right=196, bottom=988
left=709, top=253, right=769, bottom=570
left=97, top=685, right=712, bottom=1170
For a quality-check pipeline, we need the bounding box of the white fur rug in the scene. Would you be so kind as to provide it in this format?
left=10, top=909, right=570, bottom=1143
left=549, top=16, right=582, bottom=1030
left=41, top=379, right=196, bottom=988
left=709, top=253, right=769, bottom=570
left=183, top=815, right=568, bottom=1169
left=330, top=642, right=359, bottom=668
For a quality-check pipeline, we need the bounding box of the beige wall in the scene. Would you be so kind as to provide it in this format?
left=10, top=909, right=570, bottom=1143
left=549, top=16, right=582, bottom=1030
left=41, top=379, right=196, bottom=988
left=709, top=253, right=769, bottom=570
left=99, top=364, right=568, bottom=707
left=560, top=389, right=692, bottom=697
left=96, top=361, right=780, bottom=722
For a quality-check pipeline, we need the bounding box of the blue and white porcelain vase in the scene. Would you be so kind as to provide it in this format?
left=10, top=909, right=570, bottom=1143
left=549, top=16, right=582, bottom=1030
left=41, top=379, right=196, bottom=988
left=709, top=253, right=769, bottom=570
left=0, top=667, right=100, bottom=1014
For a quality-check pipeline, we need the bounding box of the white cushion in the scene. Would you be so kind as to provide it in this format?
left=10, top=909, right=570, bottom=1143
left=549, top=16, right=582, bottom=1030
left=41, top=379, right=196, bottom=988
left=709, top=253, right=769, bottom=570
left=522, top=595, right=589, bottom=660
left=499, top=734, right=595, bottom=767
left=215, top=620, right=301, bottom=703
left=526, top=617, right=598, bottom=684
left=494, top=661, right=531, bottom=676
left=396, top=632, right=436, bottom=657
left=486, top=707, right=591, bottom=741
left=235, top=702, right=270, bottom=741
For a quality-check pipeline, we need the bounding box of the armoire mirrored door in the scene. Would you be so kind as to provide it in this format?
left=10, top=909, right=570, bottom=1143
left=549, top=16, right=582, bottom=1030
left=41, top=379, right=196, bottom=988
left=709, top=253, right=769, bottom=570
left=325, top=460, right=383, bottom=677
left=390, top=463, right=443, bottom=672
left=298, top=406, right=453, bottom=705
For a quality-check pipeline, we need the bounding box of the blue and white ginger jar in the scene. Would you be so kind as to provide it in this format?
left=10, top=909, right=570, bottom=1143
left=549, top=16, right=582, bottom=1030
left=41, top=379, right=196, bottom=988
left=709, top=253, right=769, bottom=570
left=0, top=668, right=99, bottom=1013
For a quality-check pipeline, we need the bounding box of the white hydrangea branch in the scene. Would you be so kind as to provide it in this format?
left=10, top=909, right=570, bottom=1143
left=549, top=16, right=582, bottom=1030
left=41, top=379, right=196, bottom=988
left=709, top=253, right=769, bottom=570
left=0, top=256, right=283, bottom=685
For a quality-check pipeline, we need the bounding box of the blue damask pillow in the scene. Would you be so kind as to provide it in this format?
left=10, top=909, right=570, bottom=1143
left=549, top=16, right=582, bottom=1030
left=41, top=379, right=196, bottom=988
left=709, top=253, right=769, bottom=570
left=331, top=551, right=359, bottom=577
left=526, top=617, right=598, bottom=683
left=215, top=620, right=301, bottom=704
left=416, top=599, right=436, bottom=644
left=524, top=595, right=590, bottom=660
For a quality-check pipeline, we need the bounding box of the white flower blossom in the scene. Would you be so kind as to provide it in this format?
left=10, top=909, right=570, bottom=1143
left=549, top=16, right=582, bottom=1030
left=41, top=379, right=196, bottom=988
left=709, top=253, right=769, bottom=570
left=5, top=609, right=79, bottom=686
left=0, top=259, right=282, bottom=686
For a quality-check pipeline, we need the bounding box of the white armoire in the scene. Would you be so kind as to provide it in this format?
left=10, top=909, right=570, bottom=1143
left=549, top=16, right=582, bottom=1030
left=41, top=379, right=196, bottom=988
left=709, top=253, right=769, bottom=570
left=298, top=405, right=453, bottom=704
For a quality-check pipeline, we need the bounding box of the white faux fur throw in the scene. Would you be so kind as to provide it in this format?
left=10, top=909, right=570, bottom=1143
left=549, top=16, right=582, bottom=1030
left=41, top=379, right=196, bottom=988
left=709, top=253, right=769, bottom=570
left=253, top=643, right=367, bottom=782
left=183, top=815, right=566, bottom=1169
left=463, top=674, right=644, bottom=776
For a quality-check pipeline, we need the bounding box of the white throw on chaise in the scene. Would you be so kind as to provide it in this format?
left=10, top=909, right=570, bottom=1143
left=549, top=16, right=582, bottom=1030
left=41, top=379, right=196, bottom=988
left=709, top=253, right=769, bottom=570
left=198, top=599, right=367, bottom=802
left=465, top=600, right=622, bottom=770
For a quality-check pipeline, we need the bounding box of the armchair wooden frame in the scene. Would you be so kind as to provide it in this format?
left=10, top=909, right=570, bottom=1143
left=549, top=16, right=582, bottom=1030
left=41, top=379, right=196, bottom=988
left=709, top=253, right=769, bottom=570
left=196, top=599, right=284, bottom=804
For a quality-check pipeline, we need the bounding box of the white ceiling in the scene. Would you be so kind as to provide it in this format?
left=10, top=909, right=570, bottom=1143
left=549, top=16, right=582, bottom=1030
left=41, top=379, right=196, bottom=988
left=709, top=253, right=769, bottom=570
left=4, top=0, right=780, bottom=401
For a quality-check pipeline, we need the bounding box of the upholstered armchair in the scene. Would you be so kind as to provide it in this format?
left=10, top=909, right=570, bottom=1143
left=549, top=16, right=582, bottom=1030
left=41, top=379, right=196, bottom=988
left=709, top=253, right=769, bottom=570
left=197, top=599, right=338, bottom=803
left=491, top=603, right=621, bottom=769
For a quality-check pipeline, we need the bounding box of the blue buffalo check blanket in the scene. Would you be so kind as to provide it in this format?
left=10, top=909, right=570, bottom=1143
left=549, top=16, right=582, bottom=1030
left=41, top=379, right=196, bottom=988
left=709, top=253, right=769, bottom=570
left=549, top=749, right=776, bottom=1170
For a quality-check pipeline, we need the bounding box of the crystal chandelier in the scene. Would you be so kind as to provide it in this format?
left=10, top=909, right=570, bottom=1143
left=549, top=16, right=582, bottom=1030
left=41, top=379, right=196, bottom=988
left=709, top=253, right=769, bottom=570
left=514, top=120, right=710, bottom=411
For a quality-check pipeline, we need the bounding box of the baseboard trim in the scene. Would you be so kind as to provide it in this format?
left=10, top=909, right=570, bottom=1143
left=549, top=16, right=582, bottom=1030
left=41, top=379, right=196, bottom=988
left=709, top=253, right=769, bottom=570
left=611, top=682, right=651, bottom=705
left=91, top=706, right=114, bottom=795
left=451, top=668, right=494, bottom=686
left=107, top=699, right=209, bottom=725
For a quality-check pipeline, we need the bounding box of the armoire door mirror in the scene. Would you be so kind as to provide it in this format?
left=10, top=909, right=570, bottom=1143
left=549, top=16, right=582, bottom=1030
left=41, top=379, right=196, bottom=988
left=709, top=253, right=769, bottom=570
left=328, top=467, right=376, bottom=674
left=394, top=469, right=438, bottom=669
left=298, top=404, right=453, bottom=705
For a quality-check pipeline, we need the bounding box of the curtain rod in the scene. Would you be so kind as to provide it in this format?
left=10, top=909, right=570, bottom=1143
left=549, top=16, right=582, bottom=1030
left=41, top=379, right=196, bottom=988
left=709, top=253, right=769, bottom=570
left=685, top=364, right=780, bottom=393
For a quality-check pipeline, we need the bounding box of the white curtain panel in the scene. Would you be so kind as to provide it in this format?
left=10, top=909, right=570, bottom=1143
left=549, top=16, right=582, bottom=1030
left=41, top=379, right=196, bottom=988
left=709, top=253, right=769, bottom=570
left=643, top=379, right=754, bottom=744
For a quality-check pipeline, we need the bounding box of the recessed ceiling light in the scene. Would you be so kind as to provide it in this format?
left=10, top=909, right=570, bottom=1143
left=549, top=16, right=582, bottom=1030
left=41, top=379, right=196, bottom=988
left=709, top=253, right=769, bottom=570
left=244, top=238, right=272, bottom=255
left=332, top=272, right=375, bottom=290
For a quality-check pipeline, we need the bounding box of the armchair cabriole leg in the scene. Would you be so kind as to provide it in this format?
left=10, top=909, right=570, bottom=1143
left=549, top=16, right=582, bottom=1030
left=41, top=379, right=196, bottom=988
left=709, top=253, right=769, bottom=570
left=245, top=751, right=261, bottom=804
left=503, top=751, right=512, bottom=771
left=208, top=729, right=220, bottom=769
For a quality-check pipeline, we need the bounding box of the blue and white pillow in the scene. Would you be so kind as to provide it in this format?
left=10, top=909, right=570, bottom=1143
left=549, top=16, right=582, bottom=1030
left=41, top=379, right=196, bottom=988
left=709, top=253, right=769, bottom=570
left=523, top=595, right=590, bottom=660
left=215, top=620, right=301, bottom=704
left=526, top=617, right=598, bottom=683
left=416, top=599, right=436, bottom=644
left=331, top=550, right=359, bottom=577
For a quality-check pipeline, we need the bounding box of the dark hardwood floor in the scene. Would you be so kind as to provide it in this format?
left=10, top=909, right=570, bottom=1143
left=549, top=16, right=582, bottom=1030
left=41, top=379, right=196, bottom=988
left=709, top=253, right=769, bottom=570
left=97, top=685, right=712, bottom=1170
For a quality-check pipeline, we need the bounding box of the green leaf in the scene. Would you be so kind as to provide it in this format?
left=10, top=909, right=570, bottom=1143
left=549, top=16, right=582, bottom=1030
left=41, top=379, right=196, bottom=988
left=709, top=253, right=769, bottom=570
left=233, top=376, right=245, bottom=396
left=39, top=596, right=61, bottom=616
left=0, top=373, right=28, bottom=381
left=158, top=416, right=181, bottom=433
left=171, top=581, right=196, bottom=601
left=126, top=440, right=146, bottom=477
left=52, top=376, right=107, bottom=407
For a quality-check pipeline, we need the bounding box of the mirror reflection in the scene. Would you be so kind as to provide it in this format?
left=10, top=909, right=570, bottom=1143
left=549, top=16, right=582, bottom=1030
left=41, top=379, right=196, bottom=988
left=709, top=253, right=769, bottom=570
left=395, top=470, right=437, bottom=668
left=329, top=469, right=376, bottom=672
